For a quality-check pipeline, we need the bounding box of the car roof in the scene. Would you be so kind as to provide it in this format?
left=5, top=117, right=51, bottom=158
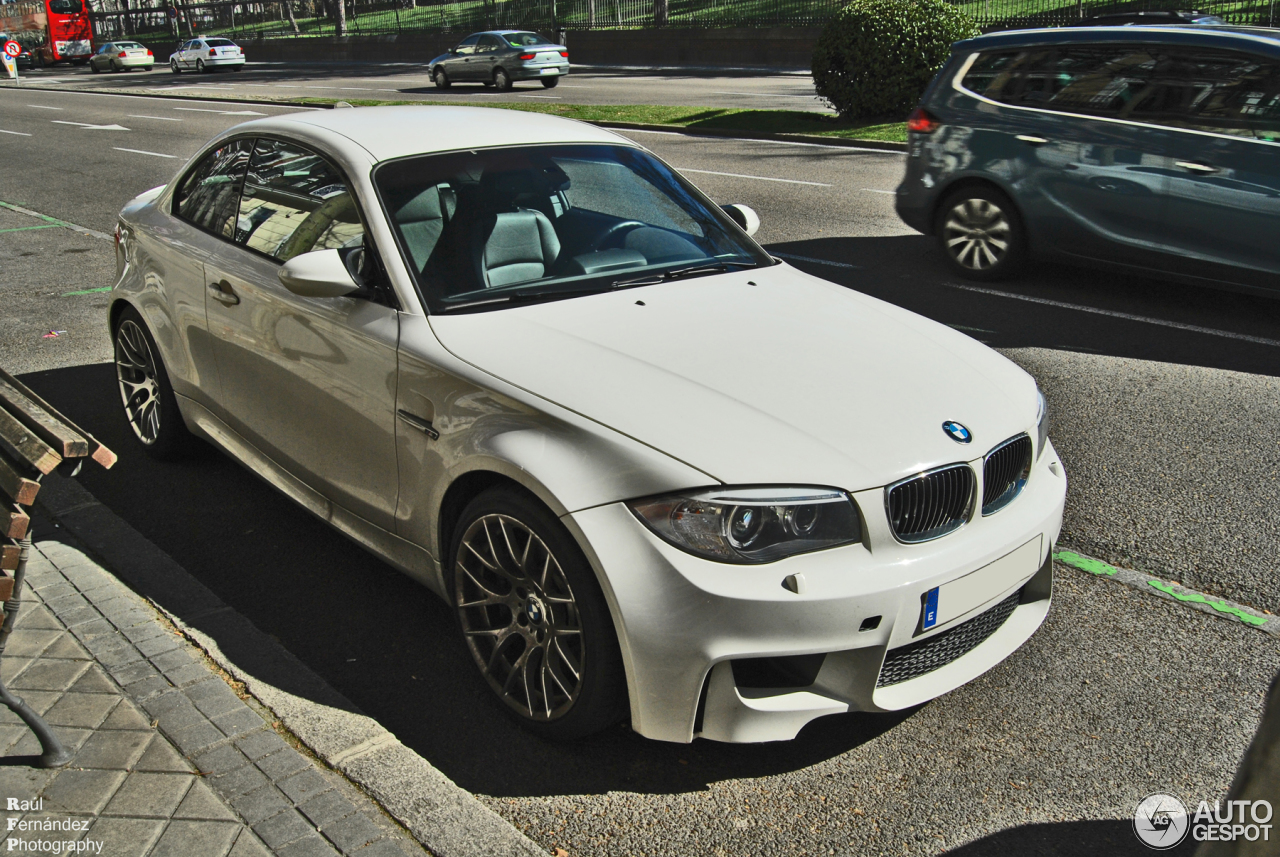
left=232, top=105, right=632, bottom=164
left=956, top=24, right=1280, bottom=58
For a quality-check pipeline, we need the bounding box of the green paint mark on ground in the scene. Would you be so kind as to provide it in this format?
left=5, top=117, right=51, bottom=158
left=1147, top=580, right=1268, bottom=627
left=0, top=224, right=61, bottom=234
left=62, top=286, right=111, bottom=296
left=1053, top=550, right=1117, bottom=576
left=0, top=200, right=78, bottom=232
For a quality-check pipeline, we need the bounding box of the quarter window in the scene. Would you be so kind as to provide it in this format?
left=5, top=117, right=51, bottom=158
left=236, top=138, right=365, bottom=262
left=1129, top=48, right=1280, bottom=141
left=173, top=139, right=253, bottom=238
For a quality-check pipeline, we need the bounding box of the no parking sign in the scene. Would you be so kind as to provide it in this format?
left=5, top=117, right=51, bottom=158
left=1, top=42, right=18, bottom=82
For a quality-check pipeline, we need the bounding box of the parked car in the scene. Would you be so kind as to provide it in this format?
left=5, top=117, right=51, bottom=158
left=89, top=40, right=153, bottom=73
left=169, top=36, right=243, bottom=73
left=428, top=30, right=569, bottom=91
left=110, top=105, right=1065, bottom=743
left=896, top=25, right=1280, bottom=295
left=1066, top=10, right=1225, bottom=26
left=14, top=44, right=34, bottom=69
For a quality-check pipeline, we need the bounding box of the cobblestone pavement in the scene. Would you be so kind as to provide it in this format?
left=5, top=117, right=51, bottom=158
left=0, top=523, right=432, bottom=857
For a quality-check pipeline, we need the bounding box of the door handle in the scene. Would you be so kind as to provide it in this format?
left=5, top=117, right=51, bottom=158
left=207, top=280, right=240, bottom=306
left=397, top=409, right=439, bottom=440
left=1176, top=161, right=1219, bottom=173
left=1015, top=135, right=1050, bottom=145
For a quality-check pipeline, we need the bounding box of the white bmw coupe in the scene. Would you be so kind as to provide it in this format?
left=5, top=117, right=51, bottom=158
left=110, top=106, right=1066, bottom=743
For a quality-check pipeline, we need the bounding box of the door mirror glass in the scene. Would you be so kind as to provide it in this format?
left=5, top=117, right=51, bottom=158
left=278, top=249, right=360, bottom=298
left=721, top=203, right=760, bottom=237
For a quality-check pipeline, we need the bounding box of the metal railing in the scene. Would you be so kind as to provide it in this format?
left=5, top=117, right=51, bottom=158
left=87, top=0, right=1277, bottom=42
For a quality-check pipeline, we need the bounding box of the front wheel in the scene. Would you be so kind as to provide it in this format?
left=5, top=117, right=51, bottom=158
left=171, top=59, right=180, bottom=74
left=433, top=67, right=450, bottom=89
left=935, top=186, right=1026, bottom=281
left=114, top=306, right=196, bottom=461
left=541, top=75, right=559, bottom=89
left=90, top=61, right=100, bottom=73
left=450, top=488, right=625, bottom=740
left=493, top=67, right=512, bottom=91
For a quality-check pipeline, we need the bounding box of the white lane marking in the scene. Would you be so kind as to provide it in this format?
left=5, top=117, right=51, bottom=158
left=620, top=127, right=903, bottom=154
left=675, top=167, right=831, bottom=187
left=172, top=107, right=266, bottom=116
left=708, top=91, right=817, bottom=99
left=519, top=94, right=561, bottom=99
left=51, top=120, right=130, bottom=130
left=113, top=147, right=177, bottom=158
left=947, top=283, right=1280, bottom=348
left=862, top=188, right=896, bottom=195
left=26, top=104, right=63, bottom=110
left=0, top=129, right=32, bottom=136
left=773, top=252, right=861, bottom=269
left=127, top=114, right=183, bottom=121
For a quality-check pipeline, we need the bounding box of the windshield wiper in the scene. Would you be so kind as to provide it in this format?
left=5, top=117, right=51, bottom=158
left=611, top=261, right=754, bottom=288
left=440, top=285, right=612, bottom=312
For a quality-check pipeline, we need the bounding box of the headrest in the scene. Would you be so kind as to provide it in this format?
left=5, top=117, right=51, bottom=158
left=394, top=186, right=444, bottom=224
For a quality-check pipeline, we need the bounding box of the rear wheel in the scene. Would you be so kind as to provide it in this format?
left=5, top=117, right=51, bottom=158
left=493, top=67, right=512, bottom=91
left=113, top=306, right=196, bottom=461
left=450, top=488, right=625, bottom=740
left=111, top=60, right=122, bottom=72
left=541, top=76, right=559, bottom=89
left=196, top=58, right=205, bottom=73
left=935, top=186, right=1026, bottom=281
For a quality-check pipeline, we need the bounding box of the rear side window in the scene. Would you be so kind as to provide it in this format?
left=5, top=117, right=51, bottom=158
left=961, top=45, right=1160, bottom=118
left=1129, top=48, right=1280, bottom=141
left=173, top=139, right=253, bottom=238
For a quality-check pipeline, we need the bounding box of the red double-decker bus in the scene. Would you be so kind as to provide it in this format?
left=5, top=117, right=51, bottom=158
left=0, top=0, right=93, bottom=66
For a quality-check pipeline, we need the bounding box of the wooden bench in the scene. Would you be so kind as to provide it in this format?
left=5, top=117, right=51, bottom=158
left=0, top=367, right=115, bottom=767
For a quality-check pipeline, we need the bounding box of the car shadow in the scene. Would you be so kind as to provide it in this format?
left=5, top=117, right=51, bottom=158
left=22, top=363, right=916, bottom=798
left=942, top=819, right=1196, bottom=855
left=764, top=234, right=1280, bottom=378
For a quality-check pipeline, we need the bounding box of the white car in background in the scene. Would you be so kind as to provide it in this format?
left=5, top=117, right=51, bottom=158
left=169, top=36, right=243, bottom=73
left=109, top=106, right=1067, bottom=743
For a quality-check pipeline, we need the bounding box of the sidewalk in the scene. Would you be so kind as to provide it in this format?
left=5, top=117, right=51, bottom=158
left=0, top=519, right=429, bottom=857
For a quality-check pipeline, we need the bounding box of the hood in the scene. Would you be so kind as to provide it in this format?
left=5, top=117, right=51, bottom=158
left=427, top=264, right=1038, bottom=492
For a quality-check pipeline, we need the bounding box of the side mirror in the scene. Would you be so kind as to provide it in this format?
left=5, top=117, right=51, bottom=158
left=278, top=249, right=360, bottom=298
left=721, top=203, right=760, bottom=237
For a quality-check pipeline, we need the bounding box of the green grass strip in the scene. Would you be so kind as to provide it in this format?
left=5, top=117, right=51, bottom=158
left=291, top=97, right=907, bottom=143
left=1053, top=549, right=1117, bottom=576
left=62, top=286, right=112, bottom=296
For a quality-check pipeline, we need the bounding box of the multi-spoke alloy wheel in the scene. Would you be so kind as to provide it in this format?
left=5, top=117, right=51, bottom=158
left=937, top=187, right=1025, bottom=281
left=454, top=513, right=585, bottom=722
left=115, top=318, right=162, bottom=445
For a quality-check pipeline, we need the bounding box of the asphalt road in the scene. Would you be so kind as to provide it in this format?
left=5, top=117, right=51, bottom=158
left=2, top=83, right=1278, bottom=857
left=7, top=62, right=833, bottom=112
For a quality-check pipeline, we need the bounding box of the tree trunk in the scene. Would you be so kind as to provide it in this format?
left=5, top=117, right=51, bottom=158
left=653, top=0, right=666, bottom=27
left=587, top=0, right=595, bottom=27
left=334, top=0, right=346, bottom=35
left=283, top=0, right=300, bottom=34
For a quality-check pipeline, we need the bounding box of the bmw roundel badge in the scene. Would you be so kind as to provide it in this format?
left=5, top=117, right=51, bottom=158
left=942, top=421, right=972, bottom=443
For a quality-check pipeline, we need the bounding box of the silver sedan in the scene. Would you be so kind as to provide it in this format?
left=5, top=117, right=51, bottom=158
left=89, top=41, right=153, bottom=73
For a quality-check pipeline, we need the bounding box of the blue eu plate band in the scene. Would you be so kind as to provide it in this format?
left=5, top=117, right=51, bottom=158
left=923, top=587, right=940, bottom=630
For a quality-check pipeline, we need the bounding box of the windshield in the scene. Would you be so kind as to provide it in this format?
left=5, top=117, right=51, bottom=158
left=47, top=0, right=82, bottom=13
left=375, top=144, right=773, bottom=313
left=505, top=32, right=551, bottom=47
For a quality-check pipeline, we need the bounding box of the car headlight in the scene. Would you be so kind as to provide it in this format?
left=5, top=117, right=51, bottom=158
left=628, top=487, right=862, bottom=564
left=1035, top=388, right=1049, bottom=460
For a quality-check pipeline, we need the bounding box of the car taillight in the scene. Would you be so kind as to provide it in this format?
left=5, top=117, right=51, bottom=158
left=209, top=48, right=216, bottom=56
left=906, top=107, right=940, bottom=134
left=146, top=49, right=152, bottom=55
left=559, top=51, right=568, bottom=57
left=519, top=52, right=535, bottom=60
left=118, top=51, right=127, bottom=57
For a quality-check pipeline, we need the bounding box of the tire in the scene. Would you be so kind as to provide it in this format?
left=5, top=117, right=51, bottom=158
left=433, top=67, right=450, bottom=89
left=935, top=186, right=1026, bottom=281
left=196, top=59, right=205, bottom=73
left=90, top=61, right=100, bottom=73
left=113, top=306, right=195, bottom=461
left=111, top=60, right=122, bottom=72
left=493, top=67, right=512, bottom=91
left=541, top=76, right=559, bottom=89
left=450, top=488, right=626, bottom=740
left=171, top=59, right=181, bottom=74
left=232, top=64, right=243, bottom=71
left=142, top=65, right=153, bottom=72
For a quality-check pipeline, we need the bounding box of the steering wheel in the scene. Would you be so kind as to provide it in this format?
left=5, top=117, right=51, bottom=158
left=589, top=220, right=646, bottom=252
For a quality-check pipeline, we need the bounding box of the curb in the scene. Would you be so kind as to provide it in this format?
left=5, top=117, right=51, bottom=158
left=13, top=84, right=909, bottom=151
left=1053, top=549, right=1279, bottom=638
left=35, top=473, right=544, bottom=857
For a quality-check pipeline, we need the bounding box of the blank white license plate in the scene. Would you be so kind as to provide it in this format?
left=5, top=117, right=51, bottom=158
left=540, top=67, right=558, bottom=74
left=923, top=535, right=1042, bottom=630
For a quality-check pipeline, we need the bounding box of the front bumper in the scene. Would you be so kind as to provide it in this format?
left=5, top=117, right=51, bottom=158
left=513, top=62, right=569, bottom=81
left=564, top=440, right=1066, bottom=743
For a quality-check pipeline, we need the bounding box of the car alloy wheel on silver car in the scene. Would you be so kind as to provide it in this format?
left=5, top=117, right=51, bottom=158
left=114, top=318, right=162, bottom=445
left=454, top=513, right=585, bottom=722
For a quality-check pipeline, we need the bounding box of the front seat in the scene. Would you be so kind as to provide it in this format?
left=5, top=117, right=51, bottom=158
left=473, top=210, right=561, bottom=288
